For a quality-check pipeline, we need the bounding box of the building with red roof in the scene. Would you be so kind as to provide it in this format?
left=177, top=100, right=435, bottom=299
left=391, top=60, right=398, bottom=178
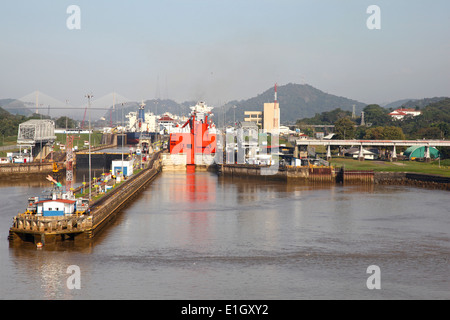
left=389, top=108, right=422, bottom=120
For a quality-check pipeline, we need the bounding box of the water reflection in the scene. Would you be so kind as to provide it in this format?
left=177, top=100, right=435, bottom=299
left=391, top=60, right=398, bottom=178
left=168, top=171, right=216, bottom=204
left=0, top=168, right=108, bottom=189
left=0, top=176, right=64, bottom=189
left=8, top=245, right=93, bottom=299
left=1, top=171, right=449, bottom=299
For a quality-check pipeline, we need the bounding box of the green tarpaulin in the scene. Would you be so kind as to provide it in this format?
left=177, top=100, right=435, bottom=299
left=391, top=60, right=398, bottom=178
left=403, top=146, right=440, bottom=159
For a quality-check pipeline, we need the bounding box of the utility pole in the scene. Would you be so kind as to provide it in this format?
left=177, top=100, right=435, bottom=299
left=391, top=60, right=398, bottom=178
left=86, top=93, right=93, bottom=202
left=35, top=91, right=39, bottom=114
left=121, top=102, right=124, bottom=177
left=40, top=113, right=42, bottom=163
left=112, top=92, right=115, bottom=127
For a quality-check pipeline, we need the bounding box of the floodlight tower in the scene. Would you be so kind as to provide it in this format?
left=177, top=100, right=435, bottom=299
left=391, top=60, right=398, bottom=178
left=85, top=93, right=93, bottom=202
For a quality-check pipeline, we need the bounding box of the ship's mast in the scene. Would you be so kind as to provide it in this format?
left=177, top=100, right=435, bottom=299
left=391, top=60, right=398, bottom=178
left=138, top=100, right=146, bottom=129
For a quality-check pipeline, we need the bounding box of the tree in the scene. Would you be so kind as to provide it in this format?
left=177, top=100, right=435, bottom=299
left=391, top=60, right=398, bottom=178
left=297, top=108, right=352, bottom=125
left=364, top=126, right=406, bottom=140
left=334, top=117, right=356, bottom=139
left=0, top=107, right=26, bottom=136
left=382, top=126, right=406, bottom=140
left=55, top=116, right=77, bottom=129
left=434, top=122, right=450, bottom=139
left=364, top=126, right=385, bottom=140
left=355, top=126, right=367, bottom=139
left=363, top=104, right=391, bottom=126
left=416, top=127, right=442, bottom=139
left=301, top=127, right=314, bottom=137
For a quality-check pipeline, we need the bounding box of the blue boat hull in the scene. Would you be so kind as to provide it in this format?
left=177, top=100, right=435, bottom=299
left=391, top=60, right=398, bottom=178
left=126, top=132, right=159, bottom=145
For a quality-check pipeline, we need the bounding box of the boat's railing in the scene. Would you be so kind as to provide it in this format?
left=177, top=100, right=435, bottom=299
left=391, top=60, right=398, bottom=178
left=11, top=214, right=92, bottom=233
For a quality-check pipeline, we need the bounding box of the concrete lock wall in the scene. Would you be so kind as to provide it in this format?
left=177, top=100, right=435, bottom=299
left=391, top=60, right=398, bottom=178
left=218, top=164, right=449, bottom=190
left=0, top=162, right=64, bottom=176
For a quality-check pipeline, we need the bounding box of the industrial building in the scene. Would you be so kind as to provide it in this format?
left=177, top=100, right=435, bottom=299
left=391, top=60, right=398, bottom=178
left=243, top=84, right=280, bottom=133
left=244, top=111, right=263, bottom=127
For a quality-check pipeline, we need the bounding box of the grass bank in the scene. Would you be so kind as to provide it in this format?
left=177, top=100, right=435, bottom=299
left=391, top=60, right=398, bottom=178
left=0, top=132, right=105, bottom=157
left=329, top=157, right=450, bottom=177
left=0, top=135, right=18, bottom=147
left=54, top=132, right=103, bottom=151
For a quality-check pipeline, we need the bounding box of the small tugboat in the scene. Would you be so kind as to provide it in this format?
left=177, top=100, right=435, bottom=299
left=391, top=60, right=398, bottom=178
left=8, top=167, right=91, bottom=247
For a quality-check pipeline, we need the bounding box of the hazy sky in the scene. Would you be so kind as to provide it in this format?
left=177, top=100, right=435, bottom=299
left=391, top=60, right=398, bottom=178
left=1, top=0, right=449, bottom=108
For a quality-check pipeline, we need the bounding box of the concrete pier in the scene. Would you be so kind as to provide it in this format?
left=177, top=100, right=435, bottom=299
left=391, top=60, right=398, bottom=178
left=219, top=164, right=338, bottom=183
left=85, top=152, right=162, bottom=239
left=0, top=143, right=117, bottom=177
left=217, top=164, right=449, bottom=189
left=0, top=161, right=65, bottom=177
left=374, top=172, right=450, bottom=190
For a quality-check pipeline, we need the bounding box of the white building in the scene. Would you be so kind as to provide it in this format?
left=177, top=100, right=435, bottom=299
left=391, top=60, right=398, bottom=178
left=389, top=108, right=422, bottom=120
left=111, top=159, right=135, bottom=177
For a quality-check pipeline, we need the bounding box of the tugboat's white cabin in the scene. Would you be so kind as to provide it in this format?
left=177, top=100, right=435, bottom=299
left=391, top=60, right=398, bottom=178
left=35, top=199, right=76, bottom=217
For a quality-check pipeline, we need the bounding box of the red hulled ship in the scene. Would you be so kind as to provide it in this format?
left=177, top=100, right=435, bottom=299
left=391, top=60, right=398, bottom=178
left=169, top=102, right=216, bottom=168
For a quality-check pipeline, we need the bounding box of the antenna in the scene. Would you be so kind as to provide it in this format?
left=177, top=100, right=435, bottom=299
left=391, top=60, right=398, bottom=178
left=274, top=83, right=279, bottom=128
left=274, top=83, right=278, bottom=104
left=156, top=75, right=161, bottom=100
left=111, top=92, right=115, bottom=127
left=165, top=76, right=169, bottom=100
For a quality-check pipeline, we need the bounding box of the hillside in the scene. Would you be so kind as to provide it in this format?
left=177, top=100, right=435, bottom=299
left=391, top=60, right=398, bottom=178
left=382, top=97, right=447, bottom=110
left=397, top=97, right=448, bottom=110
left=106, top=99, right=196, bottom=123
left=382, top=99, right=414, bottom=110
left=0, top=106, right=28, bottom=137
left=212, top=83, right=366, bottom=125
left=295, top=97, right=450, bottom=141
left=104, top=83, right=366, bottom=125
left=72, top=85, right=450, bottom=126
left=0, top=99, right=33, bottom=116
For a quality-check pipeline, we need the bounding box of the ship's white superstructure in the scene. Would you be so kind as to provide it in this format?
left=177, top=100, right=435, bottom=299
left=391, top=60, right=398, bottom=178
left=125, top=111, right=158, bottom=133
left=124, top=102, right=193, bottom=135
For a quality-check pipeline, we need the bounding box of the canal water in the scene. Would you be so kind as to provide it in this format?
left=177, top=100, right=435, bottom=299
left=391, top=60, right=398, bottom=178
left=0, top=171, right=449, bottom=300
